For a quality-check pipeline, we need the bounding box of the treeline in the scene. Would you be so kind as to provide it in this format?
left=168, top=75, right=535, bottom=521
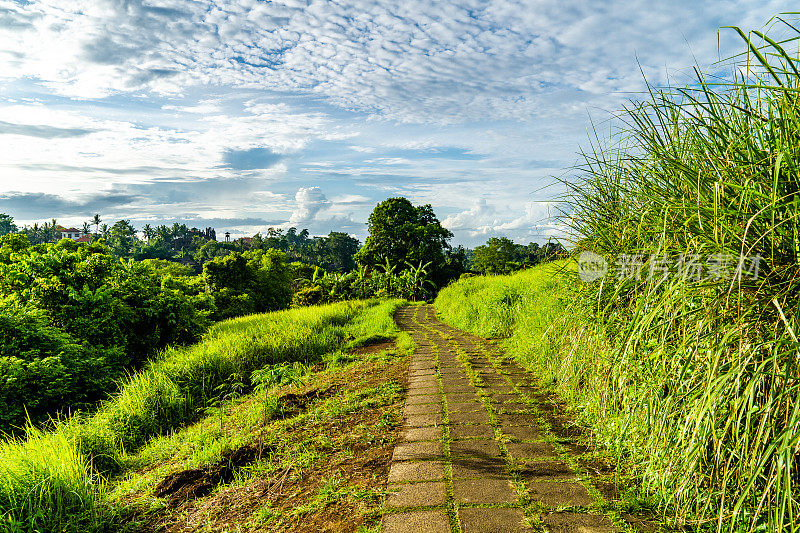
left=469, top=237, right=567, bottom=274
left=1, top=213, right=360, bottom=274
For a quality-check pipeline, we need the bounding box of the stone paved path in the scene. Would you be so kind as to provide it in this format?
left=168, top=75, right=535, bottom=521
left=382, top=305, right=620, bottom=533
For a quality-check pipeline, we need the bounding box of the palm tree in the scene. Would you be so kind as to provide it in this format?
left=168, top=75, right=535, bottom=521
left=82, top=222, right=90, bottom=235
left=142, top=224, right=154, bottom=241
left=100, top=223, right=109, bottom=238
left=92, top=214, right=101, bottom=235
left=49, top=219, right=59, bottom=242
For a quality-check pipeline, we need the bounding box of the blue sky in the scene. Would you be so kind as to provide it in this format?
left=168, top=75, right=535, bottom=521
left=0, top=0, right=794, bottom=246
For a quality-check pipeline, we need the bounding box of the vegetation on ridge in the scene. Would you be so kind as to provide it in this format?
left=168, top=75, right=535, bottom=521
left=0, top=299, right=406, bottom=532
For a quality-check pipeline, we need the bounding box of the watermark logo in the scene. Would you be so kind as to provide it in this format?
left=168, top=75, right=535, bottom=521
left=577, top=252, right=763, bottom=283
left=577, top=250, right=608, bottom=282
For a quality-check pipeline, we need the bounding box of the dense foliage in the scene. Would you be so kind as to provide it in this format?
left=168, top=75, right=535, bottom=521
left=470, top=237, right=566, bottom=274
left=0, top=214, right=16, bottom=236
left=0, top=235, right=214, bottom=432
left=562, top=21, right=800, bottom=531
left=0, top=235, right=297, bottom=434
left=0, top=299, right=404, bottom=533
left=202, top=248, right=293, bottom=319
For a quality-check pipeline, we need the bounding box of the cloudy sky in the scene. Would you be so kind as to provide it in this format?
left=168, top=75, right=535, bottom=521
left=0, top=1, right=793, bottom=246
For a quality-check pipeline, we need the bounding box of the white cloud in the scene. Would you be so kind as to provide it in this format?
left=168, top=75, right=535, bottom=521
left=289, top=186, right=330, bottom=224
left=0, top=1, right=795, bottom=244
left=442, top=198, right=494, bottom=231
left=1, top=1, right=791, bottom=123
left=330, top=194, right=371, bottom=205
left=441, top=199, right=564, bottom=245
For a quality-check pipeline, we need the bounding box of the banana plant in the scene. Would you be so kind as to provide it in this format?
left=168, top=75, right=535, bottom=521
left=377, top=257, right=398, bottom=294
left=403, top=260, right=434, bottom=301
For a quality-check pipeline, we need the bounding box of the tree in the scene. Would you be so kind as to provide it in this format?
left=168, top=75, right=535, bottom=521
left=193, top=239, right=231, bottom=265
left=92, top=214, right=101, bottom=235
left=202, top=249, right=292, bottom=319
left=21, top=221, right=58, bottom=244
left=107, top=220, right=138, bottom=257
left=472, top=237, right=517, bottom=274
left=142, top=224, right=155, bottom=241
left=0, top=213, right=17, bottom=236
left=133, top=236, right=172, bottom=261
left=323, top=231, right=359, bottom=272
left=82, top=222, right=91, bottom=235
left=355, top=197, right=453, bottom=285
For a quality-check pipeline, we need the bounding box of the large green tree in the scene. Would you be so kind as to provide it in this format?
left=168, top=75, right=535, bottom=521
left=107, top=219, right=139, bottom=257
left=323, top=231, right=359, bottom=272
left=202, top=248, right=292, bottom=319
left=472, top=237, right=518, bottom=274
left=355, top=197, right=453, bottom=283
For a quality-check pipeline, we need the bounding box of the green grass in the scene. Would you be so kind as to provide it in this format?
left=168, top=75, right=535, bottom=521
left=435, top=261, right=602, bottom=417
left=438, top=17, right=800, bottom=532
left=111, top=344, right=406, bottom=531
left=565, top=18, right=800, bottom=532
left=0, top=298, right=406, bottom=532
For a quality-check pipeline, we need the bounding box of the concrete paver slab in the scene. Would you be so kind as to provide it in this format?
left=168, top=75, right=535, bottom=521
left=388, top=460, right=446, bottom=483
left=453, top=478, right=518, bottom=504
left=458, top=508, right=531, bottom=533
left=382, top=510, right=451, bottom=533
left=393, top=441, right=443, bottom=461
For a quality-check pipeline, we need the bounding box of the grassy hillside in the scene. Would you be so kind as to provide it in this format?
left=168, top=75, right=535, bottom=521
left=0, top=299, right=408, bottom=533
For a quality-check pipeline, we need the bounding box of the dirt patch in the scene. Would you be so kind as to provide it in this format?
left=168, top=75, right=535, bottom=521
left=134, top=357, right=408, bottom=533
left=594, top=479, right=622, bottom=501
left=349, top=339, right=396, bottom=356
left=154, top=444, right=267, bottom=507
left=279, top=385, right=338, bottom=414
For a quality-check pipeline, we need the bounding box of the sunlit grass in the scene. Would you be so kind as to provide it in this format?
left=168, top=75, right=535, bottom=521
left=0, top=298, right=406, bottom=532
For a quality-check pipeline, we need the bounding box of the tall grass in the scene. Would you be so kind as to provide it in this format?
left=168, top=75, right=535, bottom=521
left=0, top=299, right=405, bottom=532
left=438, top=18, right=800, bottom=531
left=566, top=18, right=800, bottom=531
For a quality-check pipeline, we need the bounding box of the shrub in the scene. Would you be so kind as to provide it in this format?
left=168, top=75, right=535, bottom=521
left=203, top=249, right=292, bottom=319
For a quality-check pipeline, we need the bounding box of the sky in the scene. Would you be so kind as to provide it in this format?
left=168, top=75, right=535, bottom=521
left=0, top=1, right=794, bottom=246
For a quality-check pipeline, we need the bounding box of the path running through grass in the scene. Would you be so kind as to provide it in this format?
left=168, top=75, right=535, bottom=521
left=383, top=305, right=622, bottom=533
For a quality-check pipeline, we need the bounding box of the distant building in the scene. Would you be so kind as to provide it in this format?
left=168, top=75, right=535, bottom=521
left=56, top=225, right=89, bottom=240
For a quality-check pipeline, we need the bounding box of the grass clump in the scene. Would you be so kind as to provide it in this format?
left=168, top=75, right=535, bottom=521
left=0, top=429, right=107, bottom=533
left=0, top=298, right=405, bottom=532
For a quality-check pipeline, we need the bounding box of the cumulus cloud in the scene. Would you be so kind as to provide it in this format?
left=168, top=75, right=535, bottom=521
left=441, top=198, right=564, bottom=245
left=289, top=187, right=330, bottom=225
left=442, top=198, right=494, bottom=231
left=1, top=1, right=790, bottom=122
